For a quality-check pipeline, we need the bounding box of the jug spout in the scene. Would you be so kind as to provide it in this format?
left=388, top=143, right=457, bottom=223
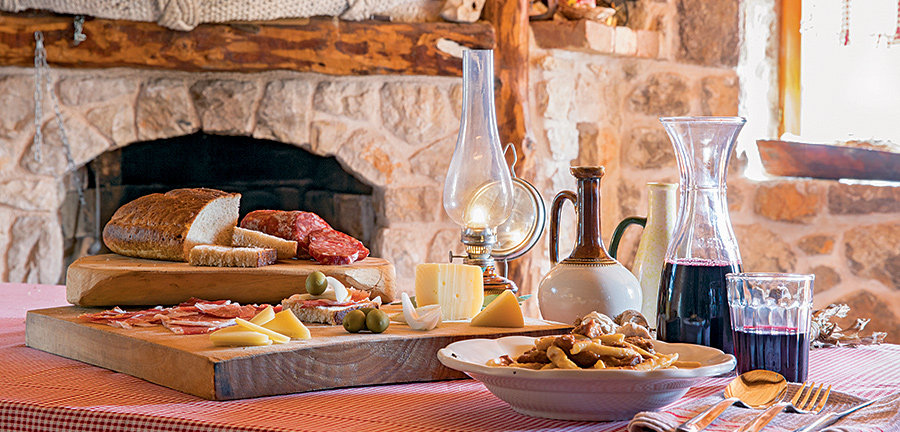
left=568, top=166, right=612, bottom=263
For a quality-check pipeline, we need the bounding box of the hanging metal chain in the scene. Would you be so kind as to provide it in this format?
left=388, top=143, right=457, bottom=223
left=32, top=32, right=44, bottom=163
left=33, top=31, right=89, bottom=218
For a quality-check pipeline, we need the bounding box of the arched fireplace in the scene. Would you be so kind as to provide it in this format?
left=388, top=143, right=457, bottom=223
left=64, top=132, right=376, bottom=269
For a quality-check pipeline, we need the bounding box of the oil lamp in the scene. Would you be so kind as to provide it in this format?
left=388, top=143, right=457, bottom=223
left=442, top=49, right=517, bottom=294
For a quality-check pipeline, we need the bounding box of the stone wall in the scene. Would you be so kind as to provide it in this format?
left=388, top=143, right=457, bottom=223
left=0, top=68, right=464, bottom=291
left=516, top=0, right=900, bottom=342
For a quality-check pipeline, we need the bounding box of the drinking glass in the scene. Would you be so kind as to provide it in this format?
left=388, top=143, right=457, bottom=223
left=726, top=272, right=814, bottom=382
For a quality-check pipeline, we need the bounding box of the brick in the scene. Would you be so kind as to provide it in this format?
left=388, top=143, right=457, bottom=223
left=798, top=235, right=835, bottom=255
left=753, top=182, right=822, bottom=223
left=614, top=27, right=637, bottom=56
left=844, top=221, right=900, bottom=289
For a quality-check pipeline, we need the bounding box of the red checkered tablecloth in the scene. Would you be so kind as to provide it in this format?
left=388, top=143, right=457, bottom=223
left=1, top=283, right=898, bottom=432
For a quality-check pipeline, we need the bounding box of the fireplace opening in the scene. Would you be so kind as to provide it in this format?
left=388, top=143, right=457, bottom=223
left=62, top=133, right=376, bottom=270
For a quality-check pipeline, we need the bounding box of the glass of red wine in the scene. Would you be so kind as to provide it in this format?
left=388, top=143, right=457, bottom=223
left=726, top=273, right=814, bottom=383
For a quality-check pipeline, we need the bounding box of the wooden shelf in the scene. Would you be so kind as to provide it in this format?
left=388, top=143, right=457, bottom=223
left=531, top=19, right=659, bottom=58
left=758, top=140, right=900, bottom=182
left=0, top=13, right=495, bottom=76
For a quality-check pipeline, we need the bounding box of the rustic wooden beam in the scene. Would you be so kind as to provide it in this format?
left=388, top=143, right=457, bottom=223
left=484, top=0, right=530, bottom=169
left=758, top=140, right=900, bottom=182
left=483, top=0, right=533, bottom=304
left=778, top=0, right=801, bottom=136
left=0, top=14, right=495, bottom=76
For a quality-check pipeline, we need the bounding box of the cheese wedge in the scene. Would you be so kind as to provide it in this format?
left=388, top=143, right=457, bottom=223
left=211, top=305, right=276, bottom=337
left=415, top=263, right=484, bottom=320
left=262, top=310, right=312, bottom=339
left=235, top=318, right=290, bottom=344
left=470, top=289, right=524, bottom=328
left=250, top=305, right=276, bottom=325
left=210, top=329, right=272, bottom=347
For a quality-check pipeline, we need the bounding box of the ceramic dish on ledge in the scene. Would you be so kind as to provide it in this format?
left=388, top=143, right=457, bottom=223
left=437, top=336, right=736, bottom=421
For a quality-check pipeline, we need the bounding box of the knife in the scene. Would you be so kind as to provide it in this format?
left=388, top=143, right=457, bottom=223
left=792, top=399, right=877, bottom=432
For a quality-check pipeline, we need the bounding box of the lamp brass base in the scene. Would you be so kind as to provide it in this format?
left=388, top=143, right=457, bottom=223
left=455, top=226, right=519, bottom=296
left=482, top=264, right=518, bottom=296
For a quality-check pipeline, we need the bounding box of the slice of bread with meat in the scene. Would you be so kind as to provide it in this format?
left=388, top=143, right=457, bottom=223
left=281, top=290, right=380, bottom=325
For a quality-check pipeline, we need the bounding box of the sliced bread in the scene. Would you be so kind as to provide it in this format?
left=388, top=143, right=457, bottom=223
left=103, top=188, right=240, bottom=261
left=188, top=245, right=277, bottom=267
left=232, top=227, right=298, bottom=260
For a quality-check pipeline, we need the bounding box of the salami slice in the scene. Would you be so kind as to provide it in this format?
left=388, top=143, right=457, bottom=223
left=307, top=229, right=365, bottom=265
left=240, top=210, right=331, bottom=258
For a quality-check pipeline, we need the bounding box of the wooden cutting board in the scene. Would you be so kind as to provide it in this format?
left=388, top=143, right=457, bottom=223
left=25, top=306, right=570, bottom=400
left=67, top=254, right=396, bottom=306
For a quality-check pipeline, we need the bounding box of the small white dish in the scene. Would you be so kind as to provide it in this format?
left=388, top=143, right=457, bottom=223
left=437, top=336, right=736, bottom=421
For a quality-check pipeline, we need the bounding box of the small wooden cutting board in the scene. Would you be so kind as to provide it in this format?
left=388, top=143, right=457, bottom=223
left=26, top=305, right=570, bottom=400
left=66, top=254, right=396, bottom=306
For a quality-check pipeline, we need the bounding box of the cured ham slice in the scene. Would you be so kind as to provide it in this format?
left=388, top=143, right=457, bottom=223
left=78, top=299, right=277, bottom=335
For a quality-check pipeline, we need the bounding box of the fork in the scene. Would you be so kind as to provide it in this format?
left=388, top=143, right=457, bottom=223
left=736, top=381, right=832, bottom=432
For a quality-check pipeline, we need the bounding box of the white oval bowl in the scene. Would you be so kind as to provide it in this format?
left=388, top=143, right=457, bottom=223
left=437, top=336, right=736, bottom=421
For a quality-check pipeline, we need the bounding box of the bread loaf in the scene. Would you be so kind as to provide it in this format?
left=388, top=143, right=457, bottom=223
left=188, top=245, right=277, bottom=267
left=232, top=227, right=297, bottom=260
left=102, top=188, right=240, bottom=261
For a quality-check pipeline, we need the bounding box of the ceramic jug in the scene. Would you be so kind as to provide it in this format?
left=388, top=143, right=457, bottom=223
left=537, top=166, right=642, bottom=323
left=609, top=183, right=676, bottom=329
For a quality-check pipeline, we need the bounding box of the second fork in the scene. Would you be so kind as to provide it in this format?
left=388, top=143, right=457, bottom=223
left=737, top=381, right=833, bottom=432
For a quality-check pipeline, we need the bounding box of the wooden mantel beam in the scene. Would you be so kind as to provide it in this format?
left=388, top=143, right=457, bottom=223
left=483, top=0, right=529, bottom=169
left=0, top=14, right=495, bottom=76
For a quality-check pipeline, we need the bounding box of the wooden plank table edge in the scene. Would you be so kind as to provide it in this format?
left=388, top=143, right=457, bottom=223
left=25, top=309, right=219, bottom=400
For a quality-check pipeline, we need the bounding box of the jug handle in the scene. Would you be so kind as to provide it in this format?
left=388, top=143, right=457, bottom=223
left=609, top=217, right=646, bottom=259
left=549, top=190, right=577, bottom=267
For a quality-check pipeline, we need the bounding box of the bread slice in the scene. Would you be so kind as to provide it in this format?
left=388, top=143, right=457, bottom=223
left=232, top=227, right=298, bottom=260
left=103, top=188, right=240, bottom=261
left=281, top=296, right=380, bottom=325
left=188, top=245, right=277, bottom=268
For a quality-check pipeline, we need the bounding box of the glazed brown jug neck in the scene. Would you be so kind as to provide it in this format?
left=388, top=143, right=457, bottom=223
left=549, top=166, right=616, bottom=266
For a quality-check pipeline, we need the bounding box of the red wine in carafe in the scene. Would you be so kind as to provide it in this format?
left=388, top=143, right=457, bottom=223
left=657, top=259, right=740, bottom=353
left=733, top=327, right=809, bottom=382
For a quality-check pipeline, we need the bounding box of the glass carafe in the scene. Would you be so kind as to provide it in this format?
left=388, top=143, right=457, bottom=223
left=657, top=117, right=745, bottom=354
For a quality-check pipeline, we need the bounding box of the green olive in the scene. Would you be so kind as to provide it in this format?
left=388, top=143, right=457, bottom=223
left=365, top=309, right=389, bottom=333
left=343, top=310, right=367, bottom=333
left=359, top=307, right=376, bottom=317
left=306, top=271, right=328, bottom=296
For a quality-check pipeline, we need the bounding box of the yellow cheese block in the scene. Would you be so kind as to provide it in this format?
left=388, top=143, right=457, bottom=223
left=210, top=329, right=272, bottom=347
left=249, top=305, right=275, bottom=325
left=262, top=310, right=312, bottom=339
left=470, top=289, right=524, bottom=328
left=415, top=263, right=484, bottom=320
left=235, top=318, right=290, bottom=344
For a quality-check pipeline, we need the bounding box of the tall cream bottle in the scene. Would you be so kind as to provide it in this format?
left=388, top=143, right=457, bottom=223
left=631, top=183, right=676, bottom=328
left=610, top=183, right=676, bottom=328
